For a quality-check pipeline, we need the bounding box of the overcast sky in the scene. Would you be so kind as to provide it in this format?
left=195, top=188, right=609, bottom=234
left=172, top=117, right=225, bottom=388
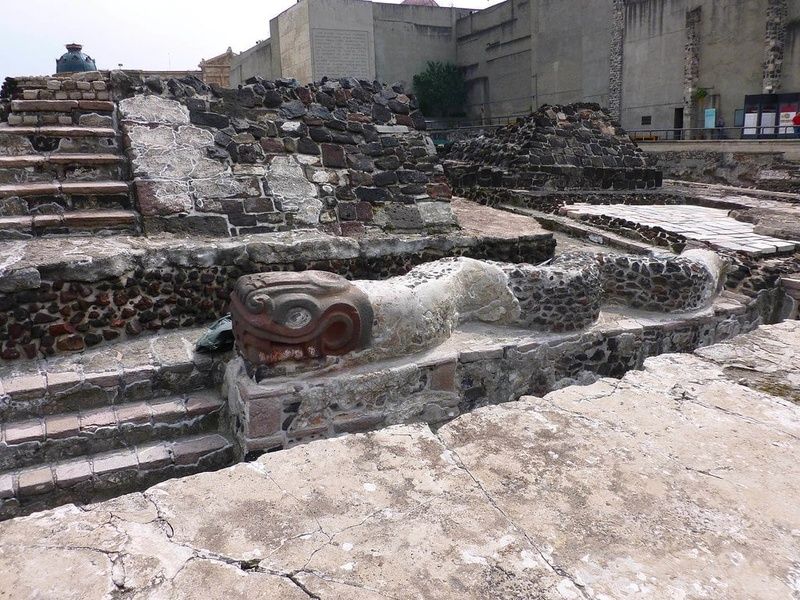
left=0, top=0, right=505, bottom=79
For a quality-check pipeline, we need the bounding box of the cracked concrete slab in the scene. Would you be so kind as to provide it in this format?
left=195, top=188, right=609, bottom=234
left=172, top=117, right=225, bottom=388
left=1, top=322, right=799, bottom=599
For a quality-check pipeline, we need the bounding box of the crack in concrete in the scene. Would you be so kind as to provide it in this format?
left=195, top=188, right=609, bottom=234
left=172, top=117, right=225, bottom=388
left=142, top=490, right=175, bottom=538
left=433, top=428, right=592, bottom=600
left=674, top=387, right=800, bottom=443
left=286, top=573, right=322, bottom=599
left=293, top=568, right=403, bottom=600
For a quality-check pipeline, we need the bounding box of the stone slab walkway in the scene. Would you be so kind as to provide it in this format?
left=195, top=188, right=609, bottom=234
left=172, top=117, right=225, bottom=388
left=564, top=202, right=798, bottom=256
left=1, top=321, right=798, bottom=599
left=451, top=197, right=549, bottom=238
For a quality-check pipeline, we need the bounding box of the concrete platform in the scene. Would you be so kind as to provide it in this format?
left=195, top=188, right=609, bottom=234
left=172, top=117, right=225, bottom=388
left=564, top=203, right=799, bottom=256
left=1, top=320, right=798, bottom=599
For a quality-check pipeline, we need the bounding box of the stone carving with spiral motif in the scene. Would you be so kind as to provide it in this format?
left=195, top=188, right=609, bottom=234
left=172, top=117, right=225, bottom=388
left=229, top=271, right=373, bottom=367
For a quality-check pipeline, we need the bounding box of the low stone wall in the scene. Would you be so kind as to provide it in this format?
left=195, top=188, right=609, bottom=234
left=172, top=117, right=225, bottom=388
left=499, top=254, right=601, bottom=332
left=455, top=186, right=743, bottom=215
left=648, top=149, right=800, bottom=194
left=445, top=103, right=662, bottom=192
left=114, top=74, right=455, bottom=237
left=226, top=287, right=782, bottom=456
left=230, top=250, right=724, bottom=381
left=0, top=232, right=554, bottom=361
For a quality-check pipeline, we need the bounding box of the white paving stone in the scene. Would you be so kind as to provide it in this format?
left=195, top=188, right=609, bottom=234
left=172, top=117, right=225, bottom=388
left=565, top=203, right=798, bottom=256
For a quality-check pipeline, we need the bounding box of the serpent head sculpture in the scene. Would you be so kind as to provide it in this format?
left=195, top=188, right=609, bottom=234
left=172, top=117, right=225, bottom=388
left=230, top=271, right=374, bottom=366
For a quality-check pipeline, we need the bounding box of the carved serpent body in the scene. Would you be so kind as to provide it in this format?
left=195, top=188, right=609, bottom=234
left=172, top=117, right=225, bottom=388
left=230, top=250, right=725, bottom=373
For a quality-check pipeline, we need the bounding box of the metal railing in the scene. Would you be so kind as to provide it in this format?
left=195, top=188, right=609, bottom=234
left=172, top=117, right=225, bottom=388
left=425, top=117, right=800, bottom=141
left=627, top=126, right=800, bottom=141
left=425, top=114, right=529, bottom=130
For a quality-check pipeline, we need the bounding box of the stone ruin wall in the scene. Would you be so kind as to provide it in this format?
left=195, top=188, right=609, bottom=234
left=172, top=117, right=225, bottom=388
left=229, top=293, right=777, bottom=454
left=113, top=73, right=456, bottom=238
left=224, top=251, right=781, bottom=455
left=648, top=149, right=800, bottom=194
left=444, top=103, right=662, bottom=195
left=0, top=234, right=553, bottom=362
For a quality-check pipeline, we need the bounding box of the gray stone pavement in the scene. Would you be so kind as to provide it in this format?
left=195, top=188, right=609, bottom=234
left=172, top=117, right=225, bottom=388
left=1, top=320, right=799, bottom=599
left=564, top=202, right=799, bottom=256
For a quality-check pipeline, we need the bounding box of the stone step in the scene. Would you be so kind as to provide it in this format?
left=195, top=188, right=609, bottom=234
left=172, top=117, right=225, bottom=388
left=0, top=432, right=235, bottom=520
left=0, top=155, right=125, bottom=186
left=0, top=326, right=225, bottom=420
left=0, top=154, right=122, bottom=168
left=0, top=125, right=119, bottom=156
left=10, top=100, right=115, bottom=113
left=497, top=203, right=657, bottom=255
left=0, top=210, right=139, bottom=238
left=0, top=390, right=224, bottom=471
left=0, top=210, right=138, bottom=237
left=0, top=180, right=129, bottom=198
left=0, top=124, right=116, bottom=138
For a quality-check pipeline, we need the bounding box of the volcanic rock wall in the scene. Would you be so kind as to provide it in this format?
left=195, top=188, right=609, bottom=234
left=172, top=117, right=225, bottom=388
left=445, top=103, right=662, bottom=192
left=114, top=74, right=455, bottom=237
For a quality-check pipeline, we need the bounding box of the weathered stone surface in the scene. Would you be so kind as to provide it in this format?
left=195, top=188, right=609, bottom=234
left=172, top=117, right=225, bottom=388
left=0, top=266, right=40, bottom=293
left=76, top=112, right=113, bottom=128
left=111, top=81, right=455, bottom=237
left=127, top=124, right=223, bottom=180
left=2, top=322, right=799, bottom=598
left=0, top=133, right=36, bottom=157
left=264, top=156, right=320, bottom=225
left=134, top=179, right=192, bottom=216
left=119, top=94, right=190, bottom=125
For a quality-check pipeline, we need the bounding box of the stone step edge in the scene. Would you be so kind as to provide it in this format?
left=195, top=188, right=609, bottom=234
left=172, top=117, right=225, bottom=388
left=0, top=433, right=233, bottom=499
left=10, top=100, right=115, bottom=113
left=560, top=207, right=798, bottom=258
left=0, top=325, right=214, bottom=403
left=0, top=390, right=224, bottom=449
left=0, top=210, right=138, bottom=231
left=0, top=124, right=117, bottom=138
left=1, top=370, right=141, bottom=406
left=0, top=154, right=123, bottom=168
left=496, top=203, right=658, bottom=256
left=0, top=180, right=130, bottom=198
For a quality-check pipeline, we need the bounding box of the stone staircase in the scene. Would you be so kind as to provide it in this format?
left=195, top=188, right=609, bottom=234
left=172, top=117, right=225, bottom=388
left=0, top=327, right=235, bottom=519
left=0, top=73, right=139, bottom=238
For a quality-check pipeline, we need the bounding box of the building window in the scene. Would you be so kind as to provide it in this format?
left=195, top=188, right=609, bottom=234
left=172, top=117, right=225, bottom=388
left=641, top=115, right=652, bottom=125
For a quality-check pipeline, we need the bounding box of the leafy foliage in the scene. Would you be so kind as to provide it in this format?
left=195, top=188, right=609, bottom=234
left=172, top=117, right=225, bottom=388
left=692, top=87, right=709, bottom=102
left=412, top=61, right=467, bottom=118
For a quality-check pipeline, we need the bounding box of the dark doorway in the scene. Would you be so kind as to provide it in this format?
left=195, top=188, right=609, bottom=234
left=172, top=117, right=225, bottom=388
left=673, top=107, right=684, bottom=140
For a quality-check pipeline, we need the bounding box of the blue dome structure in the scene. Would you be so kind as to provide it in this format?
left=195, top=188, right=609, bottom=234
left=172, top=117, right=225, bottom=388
left=56, top=43, right=97, bottom=73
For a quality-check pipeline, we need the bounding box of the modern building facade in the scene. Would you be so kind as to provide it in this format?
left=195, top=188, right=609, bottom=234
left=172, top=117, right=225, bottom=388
left=230, top=0, right=800, bottom=134
left=229, top=0, right=470, bottom=89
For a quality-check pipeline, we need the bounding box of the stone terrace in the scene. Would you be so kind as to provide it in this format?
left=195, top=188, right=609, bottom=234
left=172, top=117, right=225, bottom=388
left=1, top=320, right=798, bottom=599
left=0, top=72, right=137, bottom=237
left=563, top=202, right=798, bottom=256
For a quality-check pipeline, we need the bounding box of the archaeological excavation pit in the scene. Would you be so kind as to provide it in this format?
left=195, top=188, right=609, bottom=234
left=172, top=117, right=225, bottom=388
left=0, top=66, right=799, bottom=600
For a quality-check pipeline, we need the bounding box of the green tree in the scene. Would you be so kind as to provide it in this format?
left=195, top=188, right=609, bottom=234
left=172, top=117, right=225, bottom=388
left=412, top=61, right=466, bottom=118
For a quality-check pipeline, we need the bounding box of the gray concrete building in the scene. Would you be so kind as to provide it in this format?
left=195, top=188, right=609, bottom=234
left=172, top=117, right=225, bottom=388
left=230, top=0, right=800, bottom=134
left=229, top=0, right=470, bottom=88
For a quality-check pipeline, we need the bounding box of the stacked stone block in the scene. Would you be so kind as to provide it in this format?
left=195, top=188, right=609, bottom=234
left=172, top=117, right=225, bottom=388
left=5, top=74, right=113, bottom=128
left=0, top=327, right=234, bottom=520
left=445, top=103, right=662, bottom=193
left=114, top=73, right=455, bottom=237
left=0, top=72, right=138, bottom=237
left=763, top=0, right=788, bottom=93
left=227, top=285, right=778, bottom=456
left=0, top=230, right=553, bottom=362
